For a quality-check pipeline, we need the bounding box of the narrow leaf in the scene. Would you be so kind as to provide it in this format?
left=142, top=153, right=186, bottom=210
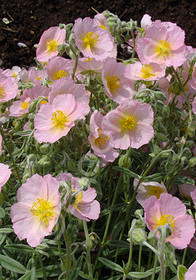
left=98, top=257, right=123, bottom=273
left=127, top=267, right=160, bottom=279
left=0, top=254, right=26, bottom=274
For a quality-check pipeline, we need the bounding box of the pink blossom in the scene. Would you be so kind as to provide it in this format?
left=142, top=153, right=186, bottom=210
left=140, top=14, right=152, bottom=30
left=136, top=21, right=186, bottom=67
left=179, top=184, right=196, bottom=199
left=36, top=26, right=66, bottom=63
left=49, top=77, right=89, bottom=104
left=192, top=97, right=196, bottom=114
left=28, top=68, right=48, bottom=85
left=77, top=57, right=103, bottom=73
left=0, top=163, right=11, bottom=192
left=46, top=56, right=74, bottom=81
left=102, top=58, right=135, bottom=103
left=73, top=17, right=116, bottom=60
left=0, top=135, right=2, bottom=154
left=144, top=193, right=195, bottom=249
left=2, top=66, right=22, bottom=81
left=125, top=61, right=165, bottom=81
left=102, top=100, right=154, bottom=150
left=185, top=260, right=196, bottom=280
left=9, top=97, right=31, bottom=117
left=191, top=189, right=196, bottom=207
left=88, top=110, right=119, bottom=162
left=94, top=13, right=109, bottom=32
left=133, top=178, right=167, bottom=207
left=0, top=76, right=19, bottom=102
left=34, top=94, right=89, bottom=143
left=11, top=174, right=61, bottom=247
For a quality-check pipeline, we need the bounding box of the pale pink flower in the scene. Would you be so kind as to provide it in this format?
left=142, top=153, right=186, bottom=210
left=36, top=26, right=66, bottom=63
left=185, top=260, right=196, bottom=280
left=190, top=66, right=196, bottom=91
left=102, top=58, right=135, bottom=103
left=77, top=57, right=103, bottom=73
left=179, top=184, right=196, bottom=199
left=133, top=178, right=167, bottom=207
left=46, top=56, right=74, bottom=81
left=9, top=97, right=31, bottom=117
left=2, top=66, right=22, bottom=81
left=94, top=13, right=109, bottom=31
left=125, top=61, right=165, bottom=81
left=144, top=193, right=195, bottom=249
left=34, top=94, right=89, bottom=143
left=28, top=68, right=48, bottom=85
left=0, top=135, right=2, bottom=155
left=73, top=17, right=117, bottom=60
left=11, top=174, right=61, bottom=247
left=49, top=77, right=89, bottom=104
left=0, top=163, right=11, bottom=192
left=88, top=110, right=119, bottom=162
left=140, top=14, right=152, bottom=30
left=0, top=76, right=19, bottom=102
left=136, top=21, right=186, bottom=67
left=191, top=189, right=196, bottom=207
left=192, top=97, right=196, bottom=114
left=61, top=174, right=100, bottom=221
left=25, top=85, right=50, bottom=101
left=102, top=100, right=154, bottom=150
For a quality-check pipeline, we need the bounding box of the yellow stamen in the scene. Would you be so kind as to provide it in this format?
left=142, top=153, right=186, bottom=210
left=99, top=24, right=107, bottom=30
left=20, top=101, right=29, bottom=110
left=51, top=109, right=68, bottom=129
left=147, top=185, right=165, bottom=198
left=46, top=39, right=58, bottom=53
left=72, top=191, right=83, bottom=208
left=35, top=76, right=42, bottom=81
left=156, top=214, right=175, bottom=230
left=0, top=84, right=5, bottom=99
left=84, top=58, right=93, bottom=62
left=13, top=72, right=17, bottom=78
left=140, top=64, right=155, bottom=79
left=94, top=129, right=110, bottom=147
left=82, top=31, right=99, bottom=50
left=53, top=70, right=68, bottom=80
left=155, top=40, right=171, bottom=58
left=120, top=115, right=137, bottom=131
left=106, top=75, right=121, bottom=94
left=31, top=198, right=55, bottom=227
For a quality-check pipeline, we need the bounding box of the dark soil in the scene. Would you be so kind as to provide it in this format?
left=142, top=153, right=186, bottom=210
left=0, top=0, right=196, bottom=69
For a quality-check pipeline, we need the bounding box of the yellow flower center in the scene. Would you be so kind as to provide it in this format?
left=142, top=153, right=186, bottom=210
left=84, top=57, right=93, bottom=62
left=46, top=39, right=58, bottom=53
left=120, top=115, right=137, bottom=131
left=35, top=76, right=42, bottom=81
left=94, top=129, right=110, bottom=147
left=31, top=198, right=55, bottom=227
left=72, top=191, right=83, bottom=208
left=20, top=101, right=29, bottom=110
left=155, top=40, right=171, bottom=58
left=53, top=70, right=68, bottom=80
left=51, top=109, right=68, bottom=129
left=99, top=24, right=107, bottom=30
left=156, top=214, right=176, bottom=230
left=140, top=64, right=155, bottom=79
left=106, top=75, right=121, bottom=94
left=0, top=84, right=5, bottom=99
left=13, top=72, right=17, bottom=78
left=82, top=31, right=99, bottom=50
left=147, top=185, right=165, bottom=198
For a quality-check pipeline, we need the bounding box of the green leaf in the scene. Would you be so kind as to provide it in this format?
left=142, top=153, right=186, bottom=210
left=0, top=206, right=5, bottom=218
left=175, top=176, right=195, bottom=185
left=79, top=271, right=89, bottom=279
left=0, top=228, right=13, bottom=234
left=18, top=271, right=31, bottom=280
left=112, top=166, right=139, bottom=178
left=126, top=267, right=160, bottom=279
left=109, top=240, right=130, bottom=249
left=71, top=255, right=83, bottom=280
left=5, top=244, right=34, bottom=253
left=177, top=265, right=187, bottom=280
left=0, top=254, right=26, bottom=274
left=98, top=257, right=123, bottom=273
left=35, top=264, right=61, bottom=278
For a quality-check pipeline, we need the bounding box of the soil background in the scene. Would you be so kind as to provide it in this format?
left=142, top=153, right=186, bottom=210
left=0, top=0, right=196, bottom=69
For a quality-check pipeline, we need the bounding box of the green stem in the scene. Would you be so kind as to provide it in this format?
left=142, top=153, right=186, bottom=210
left=182, top=248, right=187, bottom=266
left=38, top=253, right=47, bottom=280
left=159, top=226, right=166, bottom=280
left=0, top=125, right=22, bottom=186
left=138, top=245, right=142, bottom=272
left=83, top=220, right=94, bottom=280
left=151, top=254, right=158, bottom=280
left=62, top=230, right=71, bottom=280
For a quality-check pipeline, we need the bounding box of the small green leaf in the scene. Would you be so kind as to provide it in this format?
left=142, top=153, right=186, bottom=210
left=71, top=255, right=83, bottom=280
left=112, top=166, right=139, bottom=178
left=98, top=257, right=123, bottom=273
left=18, top=271, right=31, bottom=280
left=0, top=254, right=26, bottom=274
left=79, top=271, right=89, bottom=279
left=0, top=206, right=5, bottom=218
left=127, top=267, right=160, bottom=279
left=0, top=228, right=13, bottom=234
left=177, top=265, right=187, bottom=280
left=5, top=244, right=34, bottom=253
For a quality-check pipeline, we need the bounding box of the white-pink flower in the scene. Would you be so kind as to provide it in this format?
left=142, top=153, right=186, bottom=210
left=36, top=26, right=66, bottom=63
left=73, top=17, right=116, bottom=60
left=102, top=58, right=135, bottom=103
left=34, top=94, right=89, bottom=143
left=11, top=174, right=61, bottom=247
left=46, top=56, right=74, bottom=81
left=192, top=96, right=196, bottom=114
left=0, top=76, right=19, bottom=102
left=0, top=163, right=11, bottom=192
left=88, top=110, right=119, bottom=162
left=102, top=100, right=154, bottom=150
left=185, top=260, right=196, bottom=280
left=136, top=21, right=186, bottom=67
left=144, top=193, right=195, bottom=249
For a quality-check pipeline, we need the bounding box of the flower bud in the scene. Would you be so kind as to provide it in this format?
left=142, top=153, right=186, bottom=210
left=28, top=100, right=37, bottom=113
left=130, top=228, right=147, bottom=245
left=79, top=177, right=89, bottom=191
left=118, top=154, right=132, bottom=169
left=189, top=157, right=196, bottom=167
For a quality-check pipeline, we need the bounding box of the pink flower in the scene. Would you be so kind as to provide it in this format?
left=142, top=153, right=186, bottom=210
left=102, top=100, right=154, bottom=150
left=28, top=68, right=48, bottom=85
left=0, top=76, right=19, bottom=102
left=46, top=56, right=74, bottom=81
left=125, top=61, right=165, bottom=81
left=9, top=97, right=31, bottom=117
left=136, top=21, right=186, bottom=67
left=77, top=57, right=103, bottom=73
left=133, top=178, right=167, bottom=207
left=88, top=110, right=119, bottom=162
left=144, top=193, right=195, bottom=249
left=34, top=94, right=89, bottom=143
left=11, top=174, right=61, bottom=247
left=191, top=189, right=196, bottom=207
left=73, top=17, right=116, bottom=60
left=36, top=26, right=66, bottom=63
left=102, top=58, right=135, bottom=103
left=48, top=77, right=89, bottom=104
left=62, top=174, right=100, bottom=221
left=185, top=260, right=196, bottom=280
left=192, top=96, right=196, bottom=114
left=2, top=66, right=22, bottom=81
left=179, top=184, right=196, bottom=199
left=0, top=135, right=2, bottom=155
left=0, top=163, right=11, bottom=192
